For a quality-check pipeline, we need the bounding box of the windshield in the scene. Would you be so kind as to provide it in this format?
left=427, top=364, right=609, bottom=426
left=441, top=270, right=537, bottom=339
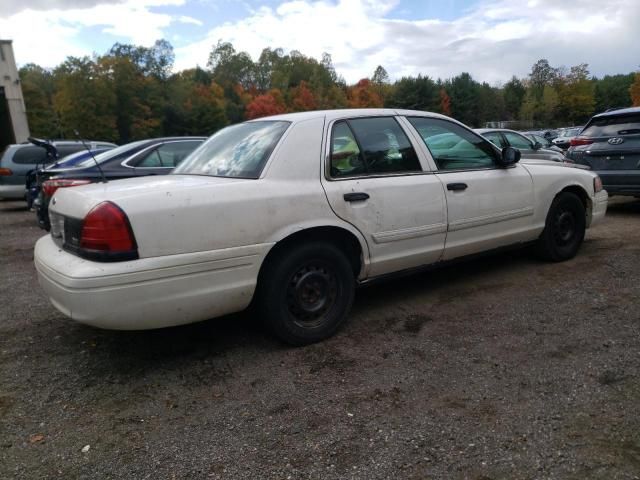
left=75, top=140, right=147, bottom=168
left=582, top=113, right=640, bottom=137
left=173, top=121, right=290, bottom=178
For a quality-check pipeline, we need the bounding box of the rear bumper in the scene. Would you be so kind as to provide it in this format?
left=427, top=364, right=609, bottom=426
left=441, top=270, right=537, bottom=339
left=34, top=235, right=272, bottom=330
left=0, top=184, right=25, bottom=199
left=595, top=171, right=640, bottom=196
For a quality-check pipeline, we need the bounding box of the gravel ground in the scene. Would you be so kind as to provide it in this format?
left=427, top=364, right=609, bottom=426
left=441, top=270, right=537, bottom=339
left=1, top=197, right=639, bottom=480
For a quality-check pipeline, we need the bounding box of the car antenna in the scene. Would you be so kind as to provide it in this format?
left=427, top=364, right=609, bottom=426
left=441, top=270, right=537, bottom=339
left=73, top=129, right=108, bottom=184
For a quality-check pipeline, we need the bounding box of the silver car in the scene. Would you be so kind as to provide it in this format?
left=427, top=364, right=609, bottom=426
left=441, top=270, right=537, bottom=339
left=475, top=128, right=567, bottom=163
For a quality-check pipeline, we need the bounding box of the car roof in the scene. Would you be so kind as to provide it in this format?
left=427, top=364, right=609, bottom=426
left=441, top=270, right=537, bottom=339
left=592, top=106, right=640, bottom=118
left=251, top=108, right=456, bottom=124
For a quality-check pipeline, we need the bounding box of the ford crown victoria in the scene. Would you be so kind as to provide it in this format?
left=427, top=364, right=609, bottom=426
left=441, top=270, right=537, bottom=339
left=34, top=109, right=608, bottom=345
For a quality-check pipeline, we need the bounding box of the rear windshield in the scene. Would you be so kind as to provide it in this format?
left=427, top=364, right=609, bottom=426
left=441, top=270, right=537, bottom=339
left=173, top=121, right=290, bottom=179
left=12, top=146, right=49, bottom=164
left=582, top=113, right=640, bottom=137
left=75, top=140, right=149, bottom=168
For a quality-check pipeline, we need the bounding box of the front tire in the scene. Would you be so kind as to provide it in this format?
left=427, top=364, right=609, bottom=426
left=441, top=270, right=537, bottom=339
left=536, top=192, right=586, bottom=262
left=256, top=242, right=355, bottom=346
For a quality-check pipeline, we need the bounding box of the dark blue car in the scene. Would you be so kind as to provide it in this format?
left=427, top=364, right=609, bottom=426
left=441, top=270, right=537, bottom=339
left=26, top=147, right=114, bottom=208
left=36, top=137, right=206, bottom=230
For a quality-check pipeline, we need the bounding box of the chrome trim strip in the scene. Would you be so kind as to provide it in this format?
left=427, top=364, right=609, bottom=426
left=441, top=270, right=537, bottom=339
left=372, top=222, right=447, bottom=244
left=448, top=206, right=534, bottom=232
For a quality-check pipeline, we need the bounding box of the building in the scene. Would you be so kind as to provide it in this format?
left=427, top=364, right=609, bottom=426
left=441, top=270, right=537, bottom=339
left=0, top=40, right=30, bottom=150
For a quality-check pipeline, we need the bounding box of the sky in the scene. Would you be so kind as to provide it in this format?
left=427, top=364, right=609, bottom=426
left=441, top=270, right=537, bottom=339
left=0, top=0, right=638, bottom=84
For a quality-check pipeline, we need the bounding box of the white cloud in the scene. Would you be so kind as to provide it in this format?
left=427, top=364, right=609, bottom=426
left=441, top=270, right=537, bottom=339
left=0, top=0, right=185, bottom=67
left=1, top=0, right=638, bottom=83
left=174, top=0, right=640, bottom=83
left=178, top=15, right=204, bottom=26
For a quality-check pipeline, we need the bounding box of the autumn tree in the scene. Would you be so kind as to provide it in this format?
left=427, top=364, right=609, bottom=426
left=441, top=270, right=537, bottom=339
left=52, top=56, right=117, bottom=141
left=630, top=73, right=640, bottom=107
left=245, top=90, right=287, bottom=119
left=289, top=81, right=317, bottom=111
left=439, top=88, right=451, bottom=116
left=346, top=79, right=383, bottom=108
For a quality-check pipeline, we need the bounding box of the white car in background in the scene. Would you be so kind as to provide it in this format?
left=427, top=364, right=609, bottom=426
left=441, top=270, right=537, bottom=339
left=35, top=109, right=608, bottom=345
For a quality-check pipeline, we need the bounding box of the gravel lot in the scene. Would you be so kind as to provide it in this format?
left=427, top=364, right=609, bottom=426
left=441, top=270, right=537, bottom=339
left=1, top=197, right=639, bottom=480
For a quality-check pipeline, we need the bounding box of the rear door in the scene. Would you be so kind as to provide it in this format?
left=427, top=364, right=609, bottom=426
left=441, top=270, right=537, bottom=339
left=405, top=117, right=535, bottom=260
left=321, top=116, right=447, bottom=277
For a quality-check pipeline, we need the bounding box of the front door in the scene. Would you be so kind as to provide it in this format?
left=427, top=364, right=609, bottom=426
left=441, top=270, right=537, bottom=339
left=321, top=116, right=447, bottom=277
left=405, top=117, right=535, bottom=260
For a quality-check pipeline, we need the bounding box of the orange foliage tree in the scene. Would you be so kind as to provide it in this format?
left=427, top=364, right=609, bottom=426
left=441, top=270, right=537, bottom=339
left=346, top=79, right=383, bottom=108
left=439, top=88, right=452, bottom=116
left=630, top=73, right=640, bottom=107
left=290, top=81, right=317, bottom=112
left=245, top=89, right=287, bottom=119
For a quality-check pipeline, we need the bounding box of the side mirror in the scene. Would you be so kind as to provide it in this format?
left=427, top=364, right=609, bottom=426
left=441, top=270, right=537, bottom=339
left=500, top=146, right=521, bottom=166
left=533, top=141, right=543, bottom=150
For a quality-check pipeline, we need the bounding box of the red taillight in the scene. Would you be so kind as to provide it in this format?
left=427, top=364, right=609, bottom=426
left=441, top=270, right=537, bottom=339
left=569, top=137, right=593, bottom=147
left=80, top=202, right=138, bottom=258
left=43, top=178, right=91, bottom=197
left=0, top=168, right=12, bottom=176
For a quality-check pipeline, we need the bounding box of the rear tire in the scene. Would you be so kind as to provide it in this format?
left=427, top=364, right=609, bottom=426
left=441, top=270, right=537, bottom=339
left=256, top=242, right=355, bottom=346
left=536, top=192, right=586, bottom=262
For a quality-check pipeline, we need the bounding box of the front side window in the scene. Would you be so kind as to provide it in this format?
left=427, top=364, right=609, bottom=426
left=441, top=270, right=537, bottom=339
left=503, top=132, right=533, bottom=150
left=329, top=117, right=422, bottom=178
left=408, top=117, right=498, bottom=171
left=173, top=121, right=289, bottom=178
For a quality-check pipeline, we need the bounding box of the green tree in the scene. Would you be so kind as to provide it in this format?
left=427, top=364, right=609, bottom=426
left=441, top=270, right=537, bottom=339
left=386, top=75, right=439, bottom=111
left=52, top=56, right=117, bottom=141
left=594, top=73, right=634, bottom=112
left=19, top=64, right=59, bottom=138
left=529, top=59, right=557, bottom=101
left=503, top=76, right=526, bottom=120
left=447, top=73, right=481, bottom=127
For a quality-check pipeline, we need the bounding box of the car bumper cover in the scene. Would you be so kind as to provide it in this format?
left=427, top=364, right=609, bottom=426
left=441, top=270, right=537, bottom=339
left=34, top=235, right=272, bottom=330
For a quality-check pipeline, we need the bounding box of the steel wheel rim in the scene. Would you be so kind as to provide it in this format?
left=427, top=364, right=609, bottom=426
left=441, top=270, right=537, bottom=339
left=554, top=209, right=576, bottom=246
left=286, top=262, right=338, bottom=329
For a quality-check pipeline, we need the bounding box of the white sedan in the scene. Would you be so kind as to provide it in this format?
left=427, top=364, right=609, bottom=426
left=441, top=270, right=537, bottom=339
left=35, top=109, right=608, bottom=345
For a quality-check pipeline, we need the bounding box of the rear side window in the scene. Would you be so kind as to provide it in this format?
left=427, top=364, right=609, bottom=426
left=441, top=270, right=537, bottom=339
left=483, top=132, right=506, bottom=148
left=12, top=146, right=48, bottom=164
left=133, top=141, right=202, bottom=168
left=56, top=145, right=85, bottom=158
left=582, top=113, right=640, bottom=137
left=408, top=117, right=498, bottom=171
left=329, top=117, right=422, bottom=178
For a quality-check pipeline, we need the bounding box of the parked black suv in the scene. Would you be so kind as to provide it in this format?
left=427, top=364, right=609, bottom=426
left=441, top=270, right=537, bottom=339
left=566, top=107, right=640, bottom=196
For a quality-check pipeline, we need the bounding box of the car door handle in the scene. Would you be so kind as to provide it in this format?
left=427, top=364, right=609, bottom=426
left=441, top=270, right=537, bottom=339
left=343, top=192, right=370, bottom=202
left=447, top=183, right=468, bottom=191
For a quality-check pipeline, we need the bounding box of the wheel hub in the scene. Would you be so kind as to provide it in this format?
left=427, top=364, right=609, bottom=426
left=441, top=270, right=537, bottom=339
left=287, top=263, right=338, bottom=327
left=555, top=210, right=576, bottom=244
